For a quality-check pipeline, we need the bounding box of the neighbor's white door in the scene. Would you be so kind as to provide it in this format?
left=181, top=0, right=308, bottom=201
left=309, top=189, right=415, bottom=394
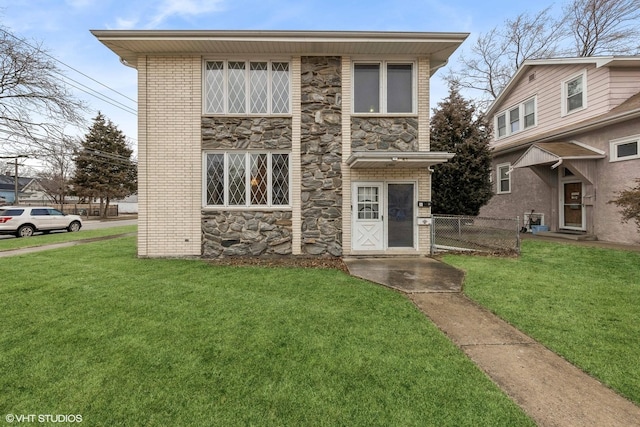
left=353, top=184, right=383, bottom=251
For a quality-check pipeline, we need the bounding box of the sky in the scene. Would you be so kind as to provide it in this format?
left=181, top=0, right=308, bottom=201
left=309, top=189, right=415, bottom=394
left=1, top=0, right=564, bottom=161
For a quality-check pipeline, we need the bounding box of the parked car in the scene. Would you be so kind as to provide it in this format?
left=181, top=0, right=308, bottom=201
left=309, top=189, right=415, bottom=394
left=0, top=206, right=83, bottom=237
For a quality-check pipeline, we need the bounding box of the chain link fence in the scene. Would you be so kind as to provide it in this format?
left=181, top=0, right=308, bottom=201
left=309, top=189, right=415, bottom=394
left=431, top=215, right=520, bottom=255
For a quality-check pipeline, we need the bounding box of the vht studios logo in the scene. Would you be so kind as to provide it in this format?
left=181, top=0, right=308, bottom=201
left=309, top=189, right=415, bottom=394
left=5, top=414, right=83, bottom=423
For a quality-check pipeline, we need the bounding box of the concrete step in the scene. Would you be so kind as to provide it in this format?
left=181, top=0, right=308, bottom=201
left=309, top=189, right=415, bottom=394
left=536, top=231, right=597, bottom=241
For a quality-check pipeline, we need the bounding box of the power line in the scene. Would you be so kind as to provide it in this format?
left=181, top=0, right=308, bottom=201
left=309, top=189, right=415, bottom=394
left=0, top=27, right=137, bottom=105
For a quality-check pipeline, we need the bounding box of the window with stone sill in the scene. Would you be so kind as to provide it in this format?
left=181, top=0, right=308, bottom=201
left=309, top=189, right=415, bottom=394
left=353, top=61, right=415, bottom=114
left=204, top=152, right=290, bottom=207
left=204, top=60, right=290, bottom=115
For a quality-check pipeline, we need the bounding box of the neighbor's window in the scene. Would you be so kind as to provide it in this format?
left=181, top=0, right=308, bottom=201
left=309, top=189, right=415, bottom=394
left=495, top=97, right=536, bottom=140
left=205, top=152, right=290, bottom=207
left=497, top=163, right=511, bottom=194
left=354, top=62, right=414, bottom=114
left=204, top=60, right=290, bottom=115
left=610, top=135, right=640, bottom=162
left=563, top=71, right=586, bottom=114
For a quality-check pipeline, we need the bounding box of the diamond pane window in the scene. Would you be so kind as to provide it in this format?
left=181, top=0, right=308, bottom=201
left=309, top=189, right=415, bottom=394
left=204, top=61, right=224, bottom=114
left=204, top=152, right=290, bottom=207
left=228, top=62, right=246, bottom=114
left=272, top=154, right=289, bottom=205
left=250, top=62, right=268, bottom=114
left=250, top=153, right=268, bottom=205
left=272, top=62, right=290, bottom=114
left=206, top=154, right=224, bottom=205
left=204, top=60, right=290, bottom=115
left=228, top=153, right=246, bottom=205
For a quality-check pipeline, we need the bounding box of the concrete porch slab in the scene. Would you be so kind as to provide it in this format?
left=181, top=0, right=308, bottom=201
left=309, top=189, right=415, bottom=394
left=343, top=256, right=464, bottom=293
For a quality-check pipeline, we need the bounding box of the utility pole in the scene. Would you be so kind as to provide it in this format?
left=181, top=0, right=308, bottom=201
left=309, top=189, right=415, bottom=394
left=1, top=155, right=28, bottom=204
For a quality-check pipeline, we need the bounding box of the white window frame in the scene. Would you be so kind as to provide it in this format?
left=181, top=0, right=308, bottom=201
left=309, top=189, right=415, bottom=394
left=496, top=163, right=511, bottom=194
left=562, top=70, right=587, bottom=116
left=203, top=151, right=292, bottom=208
left=610, top=134, right=640, bottom=162
left=352, top=60, right=417, bottom=115
left=494, top=96, right=536, bottom=140
left=203, top=60, right=291, bottom=115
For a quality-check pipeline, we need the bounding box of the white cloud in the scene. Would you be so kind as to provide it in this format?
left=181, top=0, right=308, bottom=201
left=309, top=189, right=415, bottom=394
left=147, top=0, right=226, bottom=28
left=114, top=17, right=139, bottom=30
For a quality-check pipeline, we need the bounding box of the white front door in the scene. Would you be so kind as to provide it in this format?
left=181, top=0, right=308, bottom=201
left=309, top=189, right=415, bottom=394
left=353, top=184, right=383, bottom=250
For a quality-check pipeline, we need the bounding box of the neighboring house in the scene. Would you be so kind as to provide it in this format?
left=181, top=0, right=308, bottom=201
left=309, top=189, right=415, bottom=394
left=92, top=30, right=468, bottom=257
left=0, top=175, right=37, bottom=204
left=479, top=56, right=640, bottom=244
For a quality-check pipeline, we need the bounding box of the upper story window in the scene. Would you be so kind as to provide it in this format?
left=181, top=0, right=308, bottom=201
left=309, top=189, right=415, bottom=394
left=353, top=61, right=415, bottom=114
left=204, top=151, right=290, bottom=208
left=610, top=135, right=640, bottom=162
left=495, top=97, right=536, bottom=140
left=563, top=71, right=587, bottom=115
left=204, top=60, right=290, bottom=115
left=496, top=163, right=511, bottom=194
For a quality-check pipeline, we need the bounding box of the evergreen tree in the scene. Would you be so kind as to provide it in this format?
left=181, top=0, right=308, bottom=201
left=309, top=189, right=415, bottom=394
left=72, top=112, right=137, bottom=217
left=430, top=85, right=493, bottom=215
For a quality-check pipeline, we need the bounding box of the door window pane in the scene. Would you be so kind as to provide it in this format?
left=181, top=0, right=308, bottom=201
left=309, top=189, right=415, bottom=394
left=354, top=64, right=380, bottom=113
left=357, top=186, right=380, bottom=220
left=387, top=64, right=412, bottom=113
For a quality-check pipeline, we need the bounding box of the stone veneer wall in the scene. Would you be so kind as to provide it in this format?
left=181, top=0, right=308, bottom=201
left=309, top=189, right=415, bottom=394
left=201, top=117, right=293, bottom=257
left=300, top=56, right=342, bottom=256
left=202, top=117, right=292, bottom=150
left=351, top=117, right=418, bottom=151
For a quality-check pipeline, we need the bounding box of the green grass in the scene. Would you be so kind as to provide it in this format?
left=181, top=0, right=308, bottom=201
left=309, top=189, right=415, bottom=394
left=0, top=237, right=534, bottom=426
left=442, top=240, right=640, bottom=405
left=0, top=225, right=136, bottom=251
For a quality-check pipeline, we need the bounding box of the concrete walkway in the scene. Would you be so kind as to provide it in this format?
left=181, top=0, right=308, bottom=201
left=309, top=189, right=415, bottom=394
left=344, top=256, right=640, bottom=427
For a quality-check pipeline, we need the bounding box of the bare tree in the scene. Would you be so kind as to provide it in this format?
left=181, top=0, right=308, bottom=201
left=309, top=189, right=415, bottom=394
left=446, top=7, right=565, bottom=106
left=566, top=0, right=640, bottom=56
left=36, top=135, right=78, bottom=205
left=0, top=25, right=86, bottom=155
left=447, top=0, right=640, bottom=108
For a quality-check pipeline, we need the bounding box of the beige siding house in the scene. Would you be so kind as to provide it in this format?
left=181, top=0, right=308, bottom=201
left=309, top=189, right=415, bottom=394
left=92, top=30, right=467, bottom=257
left=480, top=57, right=640, bottom=244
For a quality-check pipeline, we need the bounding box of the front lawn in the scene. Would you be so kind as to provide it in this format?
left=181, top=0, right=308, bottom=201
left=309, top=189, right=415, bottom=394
left=443, top=240, right=640, bottom=405
left=0, top=224, right=136, bottom=251
left=0, top=237, right=533, bottom=426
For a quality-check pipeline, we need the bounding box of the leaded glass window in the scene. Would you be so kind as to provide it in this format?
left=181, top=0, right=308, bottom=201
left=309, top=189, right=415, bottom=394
left=204, top=152, right=290, bottom=207
left=204, top=60, right=290, bottom=115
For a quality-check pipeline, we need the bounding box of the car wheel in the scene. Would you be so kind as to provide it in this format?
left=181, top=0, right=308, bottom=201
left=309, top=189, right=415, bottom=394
left=68, top=221, right=81, bottom=232
left=17, top=224, right=35, bottom=237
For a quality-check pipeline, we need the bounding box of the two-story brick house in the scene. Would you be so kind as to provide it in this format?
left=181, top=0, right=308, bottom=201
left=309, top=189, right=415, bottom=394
left=92, top=30, right=468, bottom=257
left=479, top=57, right=640, bottom=245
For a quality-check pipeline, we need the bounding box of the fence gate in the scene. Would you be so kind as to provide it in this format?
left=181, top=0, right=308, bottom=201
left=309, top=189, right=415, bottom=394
left=431, top=215, right=520, bottom=255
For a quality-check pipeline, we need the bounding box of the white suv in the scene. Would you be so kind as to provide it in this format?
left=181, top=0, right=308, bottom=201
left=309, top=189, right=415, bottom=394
left=0, top=206, right=83, bottom=237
